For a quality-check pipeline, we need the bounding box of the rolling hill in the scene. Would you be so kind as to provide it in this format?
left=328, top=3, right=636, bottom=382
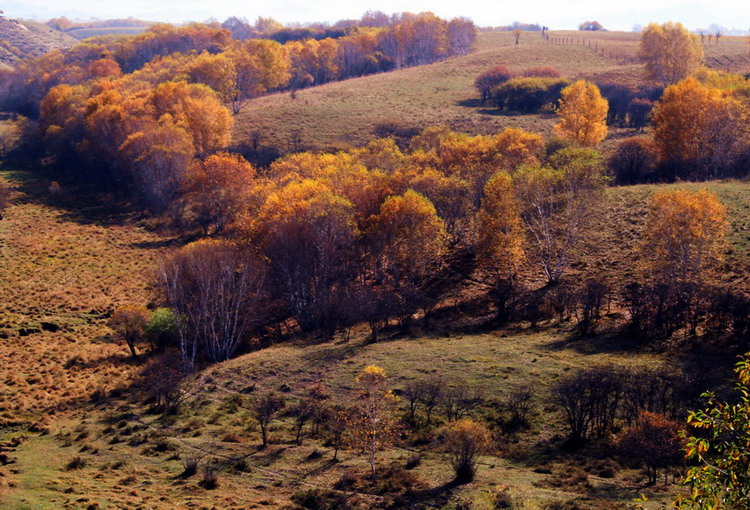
left=0, top=16, right=76, bottom=67
left=233, top=30, right=750, bottom=153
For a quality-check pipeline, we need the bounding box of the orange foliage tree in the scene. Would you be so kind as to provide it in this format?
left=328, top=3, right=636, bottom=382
left=249, top=179, right=358, bottom=333
left=639, top=22, right=703, bottom=85
left=554, top=80, right=609, bottom=146
left=651, top=77, right=750, bottom=179
left=109, top=305, right=151, bottom=358
left=616, top=412, right=683, bottom=485
left=182, top=152, right=257, bottom=234
left=640, top=189, right=729, bottom=285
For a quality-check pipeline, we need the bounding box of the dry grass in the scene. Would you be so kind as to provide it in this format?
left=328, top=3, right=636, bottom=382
left=0, top=167, right=176, bottom=422
left=234, top=30, right=750, bottom=152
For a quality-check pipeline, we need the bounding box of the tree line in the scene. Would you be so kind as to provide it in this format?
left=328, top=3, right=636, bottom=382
left=0, top=12, right=476, bottom=119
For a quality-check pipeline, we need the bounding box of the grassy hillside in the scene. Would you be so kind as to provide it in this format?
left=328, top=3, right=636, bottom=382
left=0, top=166, right=748, bottom=508
left=67, top=26, right=149, bottom=39
left=233, top=30, right=750, bottom=152
left=0, top=17, right=76, bottom=67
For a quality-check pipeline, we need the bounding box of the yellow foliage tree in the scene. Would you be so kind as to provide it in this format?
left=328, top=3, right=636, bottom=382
left=640, top=189, right=729, bottom=284
left=639, top=22, right=703, bottom=85
left=442, top=418, right=492, bottom=483
left=345, top=365, right=399, bottom=480
left=371, top=189, right=447, bottom=283
left=554, top=80, right=609, bottom=146
left=651, top=77, right=750, bottom=178
left=477, top=171, right=525, bottom=279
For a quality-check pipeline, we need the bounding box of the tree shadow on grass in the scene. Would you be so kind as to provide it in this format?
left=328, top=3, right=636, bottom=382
left=541, top=325, right=649, bottom=355
left=398, top=479, right=461, bottom=508
left=3, top=168, right=152, bottom=228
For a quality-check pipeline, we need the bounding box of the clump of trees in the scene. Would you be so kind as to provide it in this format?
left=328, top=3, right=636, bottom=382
left=651, top=77, right=750, bottom=180
left=639, top=22, right=703, bottom=85
left=473, top=65, right=565, bottom=110
left=493, top=77, right=571, bottom=113
left=579, top=21, right=605, bottom=31
left=158, top=239, right=268, bottom=367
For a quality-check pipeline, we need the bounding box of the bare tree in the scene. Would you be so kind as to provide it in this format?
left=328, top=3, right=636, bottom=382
left=251, top=392, right=286, bottom=447
left=158, top=240, right=268, bottom=367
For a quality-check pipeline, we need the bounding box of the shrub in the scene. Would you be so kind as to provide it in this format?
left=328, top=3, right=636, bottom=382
left=291, top=488, right=351, bottom=510
left=145, top=308, right=177, bottom=351
left=493, top=77, right=570, bottom=113
left=404, top=453, right=422, bottom=470
left=199, top=460, right=219, bottom=489
left=609, top=137, right=658, bottom=185
left=180, top=451, right=202, bottom=477
left=616, top=412, right=683, bottom=485
left=475, top=65, right=516, bottom=103
left=65, top=456, right=87, bottom=471
left=522, top=66, right=561, bottom=78
left=442, top=419, right=492, bottom=483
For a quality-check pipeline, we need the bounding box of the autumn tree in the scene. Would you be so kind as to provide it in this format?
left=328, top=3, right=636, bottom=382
left=251, top=391, right=286, bottom=447
left=149, top=81, right=233, bottom=156
left=639, top=22, right=703, bottom=85
left=679, top=355, right=750, bottom=509
left=229, top=39, right=290, bottom=113
left=249, top=179, right=358, bottom=333
left=442, top=419, right=492, bottom=483
left=345, top=366, right=399, bottom=480
left=368, top=190, right=447, bottom=331
left=181, top=152, right=256, bottom=234
left=640, top=189, right=729, bottom=285
left=651, top=78, right=750, bottom=179
left=616, top=412, right=683, bottom=485
left=513, top=148, right=606, bottom=283
left=477, top=172, right=526, bottom=319
left=555, top=80, right=609, bottom=146
left=118, top=121, right=194, bottom=213
left=158, top=239, right=268, bottom=366
left=109, top=305, right=151, bottom=358
left=579, top=21, right=604, bottom=31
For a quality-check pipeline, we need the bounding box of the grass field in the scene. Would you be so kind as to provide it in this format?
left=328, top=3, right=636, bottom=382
left=234, top=30, right=750, bottom=153
left=67, top=26, right=149, bottom=39
left=0, top=167, right=179, bottom=425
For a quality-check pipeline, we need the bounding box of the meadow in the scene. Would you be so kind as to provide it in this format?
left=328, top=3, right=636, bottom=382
left=233, top=30, right=750, bottom=153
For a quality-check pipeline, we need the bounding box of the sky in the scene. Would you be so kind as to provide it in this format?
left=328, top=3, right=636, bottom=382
left=2, top=0, right=749, bottom=32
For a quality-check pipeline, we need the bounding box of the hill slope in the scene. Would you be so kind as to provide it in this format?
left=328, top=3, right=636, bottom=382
left=0, top=16, right=76, bottom=67
left=234, top=30, right=750, bottom=152
left=0, top=166, right=748, bottom=508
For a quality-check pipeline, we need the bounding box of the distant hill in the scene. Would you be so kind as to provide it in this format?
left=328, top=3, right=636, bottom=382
left=0, top=16, right=76, bottom=67
left=47, top=17, right=153, bottom=39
